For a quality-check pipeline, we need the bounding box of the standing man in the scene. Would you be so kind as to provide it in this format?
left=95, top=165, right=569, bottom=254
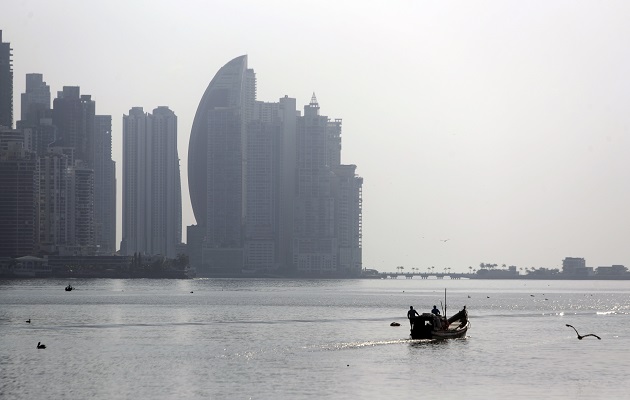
left=407, top=306, right=420, bottom=329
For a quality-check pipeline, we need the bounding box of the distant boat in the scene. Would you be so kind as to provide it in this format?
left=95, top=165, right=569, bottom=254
left=410, top=306, right=469, bottom=339
left=65, top=284, right=73, bottom=291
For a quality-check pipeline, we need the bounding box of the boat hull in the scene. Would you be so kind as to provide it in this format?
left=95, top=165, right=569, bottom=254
left=409, top=308, right=469, bottom=340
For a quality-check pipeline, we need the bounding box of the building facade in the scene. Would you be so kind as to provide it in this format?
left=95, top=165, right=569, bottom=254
left=0, top=31, right=12, bottom=129
left=121, top=107, right=181, bottom=258
left=0, top=138, right=37, bottom=257
left=93, top=115, right=116, bottom=254
left=188, top=55, right=256, bottom=273
left=21, top=73, right=50, bottom=124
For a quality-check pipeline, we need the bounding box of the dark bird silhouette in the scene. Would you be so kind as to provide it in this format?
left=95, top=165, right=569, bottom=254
left=440, top=239, right=450, bottom=242
left=566, top=324, right=601, bottom=340
left=37, top=342, right=46, bottom=349
left=26, top=319, right=31, bottom=323
left=390, top=322, right=401, bottom=326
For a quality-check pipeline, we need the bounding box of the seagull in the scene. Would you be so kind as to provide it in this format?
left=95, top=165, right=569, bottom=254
left=37, top=342, right=46, bottom=349
left=566, top=324, right=601, bottom=340
left=26, top=319, right=31, bottom=323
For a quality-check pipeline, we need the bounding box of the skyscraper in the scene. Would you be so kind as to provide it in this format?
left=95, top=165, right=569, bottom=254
left=93, top=115, right=116, bottom=254
left=0, top=30, right=13, bottom=128
left=188, top=56, right=362, bottom=276
left=37, top=147, right=71, bottom=253
left=121, top=107, right=181, bottom=258
left=21, top=73, right=50, bottom=124
left=17, top=74, right=55, bottom=156
left=52, top=87, right=95, bottom=166
left=188, top=55, right=256, bottom=273
left=66, top=161, right=95, bottom=252
left=0, top=134, right=37, bottom=257
left=49, top=86, right=114, bottom=255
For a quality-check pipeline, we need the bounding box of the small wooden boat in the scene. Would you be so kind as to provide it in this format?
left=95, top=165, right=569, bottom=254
left=410, top=306, right=469, bottom=340
left=410, top=307, right=469, bottom=339
left=65, top=284, right=73, bottom=291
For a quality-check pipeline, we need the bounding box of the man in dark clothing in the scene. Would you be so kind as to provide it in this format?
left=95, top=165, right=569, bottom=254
left=431, top=305, right=441, bottom=316
left=407, top=306, right=420, bottom=329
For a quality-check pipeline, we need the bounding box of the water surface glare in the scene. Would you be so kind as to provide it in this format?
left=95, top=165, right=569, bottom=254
left=1, top=278, right=629, bottom=399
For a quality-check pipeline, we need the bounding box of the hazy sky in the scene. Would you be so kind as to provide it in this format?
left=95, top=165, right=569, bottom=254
left=3, top=0, right=630, bottom=272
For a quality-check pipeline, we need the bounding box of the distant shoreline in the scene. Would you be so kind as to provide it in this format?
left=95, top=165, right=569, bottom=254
left=2, top=273, right=630, bottom=280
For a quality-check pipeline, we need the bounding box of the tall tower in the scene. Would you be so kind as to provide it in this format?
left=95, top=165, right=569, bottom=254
left=188, top=55, right=255, bottom=274
left=122, top=107, right=181, bottom=257
left=37, top=147, right=71, bottom=253
left=293, top=94, right=338, bottom=274
left=17, top=73, right=55, bottom=157
left=151, top=106, right=182, bottom=258
left=66, top=161, right=95, bottom=252
left=21, top=73, right=50, bottom=124
left=94, top=115, right=116, bottom=254
left=52, top=87, right=95, bottom=166
left=0, top=135, right=37, bottom=257
left=0, top=30, right=13, bottom=128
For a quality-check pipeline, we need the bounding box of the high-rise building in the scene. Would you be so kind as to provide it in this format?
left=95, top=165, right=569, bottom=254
left=16, top=74, right=56, bottom=158
left=188, top=56, right=363, bottom=277
left=21, top=73, right=50, bottom=124
left=50, top=86, right=115, bottom=255
left=52, top=87, right=95, bottom=166
left=0, top=30, right=13, bottom=128
left=292, top=94, right=338, bottom=274
left=188, top=55, right=256, bottom=274
left=0, top=131, right=37, bottom=257
left=37, top=147, right=71, bottom=253
left=93, top=115, right=116, bottom=254
left=66, top=161, right=95, bottom=254
left=121, top=106, right=181, bottom=258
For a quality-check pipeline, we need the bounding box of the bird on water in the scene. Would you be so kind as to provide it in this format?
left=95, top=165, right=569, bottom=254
left=37, top=342, right=46, bottom=349
left=566, top=324, right=601, bottom=340
left=26, top=319, right=31, bottom=323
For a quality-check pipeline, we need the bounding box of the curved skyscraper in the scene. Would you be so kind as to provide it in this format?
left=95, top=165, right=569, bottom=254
left=189, top=55, right=255, bottom=228
left=188, top=56, right=256, bottom=272
left=188, top=56, right=362, bottom=277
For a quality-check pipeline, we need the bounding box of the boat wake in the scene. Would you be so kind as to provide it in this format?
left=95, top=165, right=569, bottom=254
left=319, top=339, right=413, bottom=351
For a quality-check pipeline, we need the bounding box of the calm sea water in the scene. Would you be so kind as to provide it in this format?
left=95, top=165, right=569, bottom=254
left=1, top=278, right=629, bottom=400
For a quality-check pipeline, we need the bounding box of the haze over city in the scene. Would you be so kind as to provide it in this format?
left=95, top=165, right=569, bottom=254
left=3, top=0, right=630, bottom=272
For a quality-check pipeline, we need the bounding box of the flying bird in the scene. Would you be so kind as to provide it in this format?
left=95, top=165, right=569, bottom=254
left=440, top=239, right=450, bottom=242
left=566, top=324, right=601, bottom=340
left=37, top=342, right=46, bottom=349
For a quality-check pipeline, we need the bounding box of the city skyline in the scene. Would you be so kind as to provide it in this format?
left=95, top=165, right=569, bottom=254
left=2, top=1, right=630, bottom=271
